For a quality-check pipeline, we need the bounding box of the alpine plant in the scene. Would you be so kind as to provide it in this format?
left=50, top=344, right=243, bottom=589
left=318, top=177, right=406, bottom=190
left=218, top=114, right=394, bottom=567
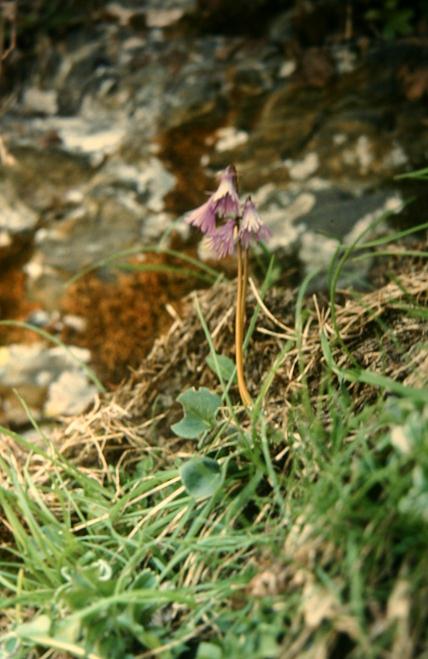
left=186, top=165, right=270, bottom=407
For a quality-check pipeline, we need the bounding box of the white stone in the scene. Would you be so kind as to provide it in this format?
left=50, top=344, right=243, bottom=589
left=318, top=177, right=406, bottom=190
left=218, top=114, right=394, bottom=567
left=36, top=370, right=52, bottom=387
left=278, top=60, right=296, bottom=78
left=215, top=127, right=249, bottom=152
left=23, top=88, right=58, bottom=115
left=64, top=189, right=84, bottom=205
left=384, top=194, right=403, bottom=213
left=27, top=310, right=51, bottom=326
left=141, top=213, right=176, bottom=241
left=31, top=117, right=127, bottom=160
left=383, top=142, right=408, bottom=169
left=44, top=370, right=97, bottom=417
left=333, top=133, right=347, bottom=146
left=244, top=188, right=315, bottom=251
left=145, top=8, right=185, bottom=27
left=283, top=192, right=316, bottom=222
left=251, top=183, right=278, bottom=206
left=23, top=256, right=44, bottom=280
left=63, top=125, right=124, bottom=156
left=332, top=46, right=356, bottom=74
left=0, top=191, right=38, bottom=233
left=0, top=231, right=11, bottom=247
left=343, top=135, right=373, bottom=175
left=123, top=37, right=146, bottom=51
left=106, top=3, right=136, bottom=25
left=263, top=207, right=305, bottom=250
left=285, top=153, right=319, bottom=181
left=149, top=142, right=161, bottom=155
left=34, top=228, right=49, bottom=243
left=107, top=158, right=176, bottom=213
left=63, top=314, right=87, bottom=333
left=0, top=343, right=91, bottom=388
left=307, top=177, right=332, bottom=192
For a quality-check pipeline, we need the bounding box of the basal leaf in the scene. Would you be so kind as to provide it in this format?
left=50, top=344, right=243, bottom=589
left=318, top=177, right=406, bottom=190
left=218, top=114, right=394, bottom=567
left=172, top=388, right=221, bottom=439
left=180, top=457, right=222, bottom=498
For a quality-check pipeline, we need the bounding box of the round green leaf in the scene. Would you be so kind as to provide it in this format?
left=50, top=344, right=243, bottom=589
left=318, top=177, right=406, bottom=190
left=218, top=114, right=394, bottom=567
left=180, top=457, right=222, bottom=498
left=172, top=388, right=221, bottom=439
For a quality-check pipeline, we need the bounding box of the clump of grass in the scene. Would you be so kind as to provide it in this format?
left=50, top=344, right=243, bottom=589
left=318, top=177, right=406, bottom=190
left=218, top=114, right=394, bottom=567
left=0, top=223, right=427, bottom=658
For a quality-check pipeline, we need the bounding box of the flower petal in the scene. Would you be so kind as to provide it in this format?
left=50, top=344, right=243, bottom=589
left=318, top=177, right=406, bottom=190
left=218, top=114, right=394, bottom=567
left=186, top=199, right=217, bottom=235
left=240, top=197, right=262, bottom=233
left=238, top=197, right=270, bottom=248
left=212, top=166, right=240, bottom=218
left=209, top=219, right=237, bottom=259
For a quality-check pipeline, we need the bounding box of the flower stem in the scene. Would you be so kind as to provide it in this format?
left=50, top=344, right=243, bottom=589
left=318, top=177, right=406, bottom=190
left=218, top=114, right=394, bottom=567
left=236, top=244, right=252, bottom=407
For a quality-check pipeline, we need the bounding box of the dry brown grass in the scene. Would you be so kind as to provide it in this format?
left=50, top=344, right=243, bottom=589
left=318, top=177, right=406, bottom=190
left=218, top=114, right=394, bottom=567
left=7, top=247, right=423, bottom=478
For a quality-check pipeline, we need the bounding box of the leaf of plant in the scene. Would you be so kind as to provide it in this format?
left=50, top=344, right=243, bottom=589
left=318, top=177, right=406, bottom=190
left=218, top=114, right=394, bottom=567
left=172, top=388, right=221, bottom=439
left=206, top=353, right=236, bottom=383
left=180, top=457, right=222, bottom=498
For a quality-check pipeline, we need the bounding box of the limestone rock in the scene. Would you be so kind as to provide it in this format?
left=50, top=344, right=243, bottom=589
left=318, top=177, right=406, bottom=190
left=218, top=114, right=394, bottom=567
left=0, top=343, right=97, bottom=424
left=44, top=371, right=97, bottom=417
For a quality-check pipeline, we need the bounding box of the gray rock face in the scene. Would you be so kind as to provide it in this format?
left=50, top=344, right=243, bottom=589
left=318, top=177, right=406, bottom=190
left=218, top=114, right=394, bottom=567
left=4, top=15, right=425, bottom=266
left=0, top=343, right=97, bottom=424
left=0, top=182, right=38, bottom=240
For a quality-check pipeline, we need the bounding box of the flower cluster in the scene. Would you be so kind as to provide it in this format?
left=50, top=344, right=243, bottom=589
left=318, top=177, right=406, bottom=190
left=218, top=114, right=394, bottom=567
left=186, top=165, right=270, bottom=258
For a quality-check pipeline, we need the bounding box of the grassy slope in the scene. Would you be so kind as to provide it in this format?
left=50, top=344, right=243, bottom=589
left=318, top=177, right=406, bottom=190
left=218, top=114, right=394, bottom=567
left=0, top=225, right=427, bottom=659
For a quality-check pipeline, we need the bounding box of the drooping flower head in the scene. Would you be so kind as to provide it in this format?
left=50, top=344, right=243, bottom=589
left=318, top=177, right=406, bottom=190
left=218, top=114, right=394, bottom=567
left=186, top=164, right=240, bottom=236
left=239, top=196, right=271, bottom=249
left=185, top=166, right=270, bottom=259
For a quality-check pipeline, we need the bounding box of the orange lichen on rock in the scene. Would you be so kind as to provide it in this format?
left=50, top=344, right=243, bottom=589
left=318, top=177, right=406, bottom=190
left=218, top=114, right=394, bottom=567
left=61, top=253, right=203, bottom=386
left=0, top=267, right=40, bottom=344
